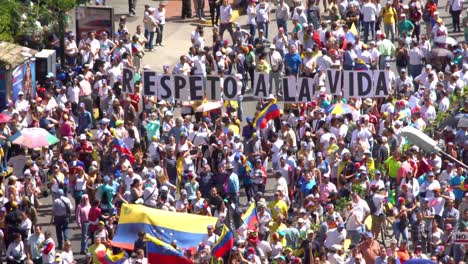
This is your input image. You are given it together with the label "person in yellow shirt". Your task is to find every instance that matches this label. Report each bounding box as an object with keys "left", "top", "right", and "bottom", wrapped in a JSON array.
[
  {"left": 268, "top": 190, "right": 289, "bottom": 220},
  {"left": 86, "top": 237, "right": 107, "bottom": 264},
  {"left": 384, "top": 151, "right": 401, "bottom": 188},
  {"left": 268, "top": 214, "right": 287, "bottom": 243},
  {"left": 381, "top": 1, "right": 398, "bottom": 42}
]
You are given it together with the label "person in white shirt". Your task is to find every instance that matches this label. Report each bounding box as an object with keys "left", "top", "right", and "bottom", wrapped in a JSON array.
[
  {"left": 420, "top": 98, "right": 436, "bottom": 122},
  {"left": 438, "top": 90, "right": 450, "bottom": 112},
  {"left": 273, "top": 27, "right": 288, "bottom": 56},
  {"left": 202, "top": 224, "right": 220, "bottom": 247},
  {"left": 15, "top": 92, "right": 29, "bottom": 112},
  {"left": 327, "top": 244, "right": 344, "bottom": 264},
  {"left": 219, "top": 0, "right": 234, "bottom": 43},
  {"left": 246, "top": 1, "right": 257, "bottom": 44},
  {"left": 361, "top": 0, "right": 378, "bottom": 42},
  {"left": 408, "top": 41, "right": 424, "bottom": 79},
  {"left": 420, "top": 171, "right": 440, "bottom": 198},
  {"left": 276, "top": 0, "right": 290, "bottom": 34},
  {"left": 256, "top": 0, "right": 270, "bottom": 38},
  {"left": 155, "top": 2, "right": 166, "bottom": 46},
  {"left": 445, "top": 0, "right": 463, "bottom": 32},
  {"left": 172, "top": 55, "right": 191, "bottom": 75},
  {"left": 324, "top": 223, "right": 347, "bottom": 250},
  {"left": 270, "top": 45, "right": 283, "bottom": 95}
]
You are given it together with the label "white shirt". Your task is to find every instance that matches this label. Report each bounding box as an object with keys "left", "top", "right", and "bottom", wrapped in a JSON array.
[
  {"left": 247, "top": 5, "right": 256, "bottom": 24},
  {"left": 154, "top": 8, "right": 166, "bottom": 24},
  {"left": 362, "top": 2, "right": 377, "bottom": 22},
  {"left": 438, "top": 97, "right": 450, "bottom": 112},
  {"left": 409, "top": 47, "right": 424, "bottom": 65},
  {"left": 448, "top": 0, "right": 463, "bottom": 11},
  {"left": 220, "top": 4, "right": 232, "bottom": 24},
  {"left": 202, "top": 233, "right": 220, "bottom": 247},
  {"left": 256, "top": 2, "right": 270, "bottom": 22}
]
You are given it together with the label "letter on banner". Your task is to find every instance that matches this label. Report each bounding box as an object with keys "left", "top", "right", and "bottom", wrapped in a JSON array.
[
  {"left": 158, "top": 74, "right": 173, "bottom": 100},
  {"left": 297, "top": 77, "right": 314, "bottom": 102},
  {"left": 325, "top": 70, "right": 342, "bottom": 95},
  {"left": 254, "top": 72, "right": 269, "bottom": 98},
  {"left": 357, "top": 71, "right": 373, "bottom": 98},
  {"left": 174, "top": 75, "right": 189, "bottom": 100},
  {"left": 342, "top": 71, "right": 354, "bottom": 98},
  {"left": 223, "top": 75, "right": 238, "bottom": 100},
  {"left": 206, "top": 76, "right": 221, "bottom": 100},
  {"left": 142, "top": 71, "right": 157, "bottom": 96},
  {"left": 373, "top": 71, "right": 390, "bottom": 98},
  {"left": 122, "top": 67, "right": 135, "bottom": 94},
  {"left": 189, "top": 75, "right": 204, "bottom": 101},
  {"left": 282, "top": 76, "right": 297, "bottom": 102}
]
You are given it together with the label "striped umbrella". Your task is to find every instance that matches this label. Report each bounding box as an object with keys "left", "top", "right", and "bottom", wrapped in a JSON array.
[
  {"left": 325, "top": 103, "right": 357, "bottom": 115},
  {"left": 9, "top": 127, "right": 59, "bottom": 149}
]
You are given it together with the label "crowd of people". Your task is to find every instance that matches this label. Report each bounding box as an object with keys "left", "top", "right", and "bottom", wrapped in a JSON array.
[{"left": 0, "top": 0, "right": 467, "bottom": 263}]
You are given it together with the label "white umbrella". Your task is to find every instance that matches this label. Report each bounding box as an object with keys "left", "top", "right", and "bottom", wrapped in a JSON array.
[
  {"left": 195, "top": 101, "right": 223, "bottom": 112},
  {"left": 434, "top": 36, "right": 457, "bottom": 46},
  {"left": 401, "top": 126, "right": 468, "bottom": 169},
  {"left": 401, "top": 126, "right": 438, "bottom": 153}
]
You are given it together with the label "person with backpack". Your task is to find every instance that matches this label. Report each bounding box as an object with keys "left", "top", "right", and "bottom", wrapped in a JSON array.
[{"left": 369, "top": 185, "right": 388, "bottom": 239}]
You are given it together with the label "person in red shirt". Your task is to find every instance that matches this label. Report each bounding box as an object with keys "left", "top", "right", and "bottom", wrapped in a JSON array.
[
  {"left": 416, "top": 152, "right": 432, "bottom": 177},
  {"left": 88, "top": 200, "right": 102, "bottom": 244},
  {"left": 74, "top": 134, "right": 94, "bottom": 167}
]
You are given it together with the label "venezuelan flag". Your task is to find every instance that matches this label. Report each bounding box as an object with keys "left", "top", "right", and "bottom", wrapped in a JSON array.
[
  {"left": 112, "top": 204, "right": 218, "bottom": 251},
  {"left": 146, "top": 234, "right": 193, "bottom": 264},
  {"left": 254, "top": 98, "right": 281, "bottom": 129},
  {"left": 112, "top": 138, "right": 135, "bottom": 163},
  {"left": 242, "top": 202, "right": 258, "bottom": 230},
  {"left": 101, "top": 250, "right": 127, "bottom": 264},
  {"left": 211, "top": 225, "right": 234, "bottom": 258}
]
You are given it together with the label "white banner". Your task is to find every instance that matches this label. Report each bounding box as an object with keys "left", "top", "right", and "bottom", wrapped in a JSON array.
[{"left": 138, "top": 68, "right": 390, "bottom": 102}]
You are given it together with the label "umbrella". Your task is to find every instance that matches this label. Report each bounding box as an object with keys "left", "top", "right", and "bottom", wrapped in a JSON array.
[
  {"left": 434, "top": 36, "right": 457, "bottom": 46},
  {"left": 195, "top": 101, "right": 223, "bottom": 112},
  {"left": 401, "top": 126, "right": 468, "bottom": 169},
  {"left": 9, "top": 127, "right": 59, "bottom": 148},
  {"left": 0, "top": 113, "right": 11, "bottom": 123},
  {"left": 325, "top": 103, "right": 356, "bottom": 115}
]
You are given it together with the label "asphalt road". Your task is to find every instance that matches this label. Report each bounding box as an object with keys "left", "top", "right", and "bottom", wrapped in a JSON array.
[{"left": 33, "top": 0, "right": 466, "bottom": 261}]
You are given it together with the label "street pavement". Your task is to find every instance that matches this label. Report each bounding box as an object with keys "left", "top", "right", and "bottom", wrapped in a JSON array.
[{"left": 33, "top": 0, "right": 466, "bottom": 261}]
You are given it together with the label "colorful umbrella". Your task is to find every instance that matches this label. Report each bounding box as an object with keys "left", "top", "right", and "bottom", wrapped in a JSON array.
[
  {"left": 0, "top": 113, "right": 12, "bottom": 123},
  {"left": 9, "top": 127, "right": 59, "bottom": 148},
  {"left": 325, "top": 103, "right": 357, "bottom": 115}
]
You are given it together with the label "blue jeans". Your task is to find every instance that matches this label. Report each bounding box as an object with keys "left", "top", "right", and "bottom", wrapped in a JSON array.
[
  {"left": 148, "top": 31, "right": 155, "bottom": 50},
  {"left": 276, "top": 19, "right": 288, "bottom": 34},
  {"left": 393, "top": 222, "right": 408, "bottom": 243},
  {"left": 80, "top": 222, "right": 89, "bottom": 253},
  {"left": 54, "top": 215, "right": 70, "bottom": 248},
  {"left": 258, "top": 21, "right": 268, "bottom": 38},
  {"left": 347, "top": 229, "right": 362, "bottom": 245},
  {"left": 363, "top": 21, "right": 375, "bottom": 43},
  {"left": 248, "top": 24, "right": 256, "bottom": 44}
]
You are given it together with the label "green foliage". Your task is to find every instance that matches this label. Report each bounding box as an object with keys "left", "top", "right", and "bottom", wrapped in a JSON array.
[
  {"left": 0, "top": 0, "right": 79, "bottom": 48},
  {"left": 335, "top": 196, "right": 350, "bottom": 213},
  {"left": 352, "top": 184, "right": 367, "bottom": 198}
]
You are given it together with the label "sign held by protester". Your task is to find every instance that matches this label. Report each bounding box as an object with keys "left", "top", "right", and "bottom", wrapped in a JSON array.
[
  {"left": 329, "top": 70, "right": 390, "bottom": 98},
  {"left": 122, "top": 67, "right": 135, "bottom": 94},
  {"left": 454, "top": 232, "right": 468, "bottom": 244},
  {"left": 142, "top": 71, "right": 242, "bottom": 101}
]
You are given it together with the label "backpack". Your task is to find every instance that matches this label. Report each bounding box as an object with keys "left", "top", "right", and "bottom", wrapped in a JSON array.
[{"left": 366, "top": 194, "right": 377, "bottom": 214}]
